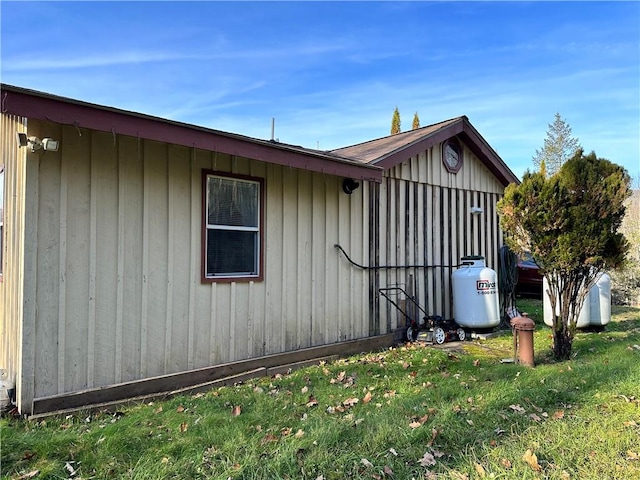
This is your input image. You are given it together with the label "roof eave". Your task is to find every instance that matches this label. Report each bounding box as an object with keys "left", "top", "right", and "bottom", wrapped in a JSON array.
[
  {"left": 460, "top": 120, "right": 520, "bottom": 186},
  {"left": 0, "top": 84, "right": 383, "bottom": 183},
  {"left": 372, "top": 118, "right": 466, "bottom": 169},
  {"left": 373, "top": 117, "right": 519, "bottom": 187}
]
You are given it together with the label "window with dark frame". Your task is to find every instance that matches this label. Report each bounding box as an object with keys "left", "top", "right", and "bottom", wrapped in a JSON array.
[{"left": 203, "top": 171, "right": 263, "bottom": 281}]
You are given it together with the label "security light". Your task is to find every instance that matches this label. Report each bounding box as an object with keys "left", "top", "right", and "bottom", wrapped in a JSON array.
[
  {"left": 42, "top": 138, "right": 59, "bottom": 152},
  {"left": 15, "top": 133, "right": 59, "bottom": 153},
  {"left": 342, "top": 178, "right": 360, "bottom": 195},
  {"left": 16, "top": 132, "right": 28, "bottom": 147}
]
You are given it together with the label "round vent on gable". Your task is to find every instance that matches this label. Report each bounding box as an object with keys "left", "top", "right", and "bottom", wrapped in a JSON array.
[{"left": 442, "top": 138, "right": 463, "bottom": 173}]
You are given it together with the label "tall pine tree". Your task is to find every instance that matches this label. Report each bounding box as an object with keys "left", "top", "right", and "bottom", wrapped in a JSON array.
[
  {"left": 412, "top": 112, "right": 420, "bottom": 130},
  {"left": 532, "top": 113, "right": 581, "bottom": 176},
  {"left": 391, "top": 107, "right": 401, "bottom": 135}
]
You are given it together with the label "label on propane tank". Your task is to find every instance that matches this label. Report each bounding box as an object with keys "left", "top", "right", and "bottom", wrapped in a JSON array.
[{"left": 476, "top": 279, "right": 497, "bottom": 295}]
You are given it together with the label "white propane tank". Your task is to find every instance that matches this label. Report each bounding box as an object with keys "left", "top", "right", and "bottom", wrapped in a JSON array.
[
  {"left": 543, "top": 272, "right": 611, "bottom": 328},
  {"left": 452, "top": 256, "right": 500, "bottom": 328},
  {"left": 0, "top": 369, "right": 15, "bottom": 413}
]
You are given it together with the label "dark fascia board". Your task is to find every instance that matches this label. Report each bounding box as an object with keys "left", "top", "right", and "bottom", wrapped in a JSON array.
[
  {"left": 459, "top": 119, "right": 520, "bottom": 186},
  {"left": 1, "top": 84, "right": 383, "bottom": 183},
  {"left": 372, "top": 116, "right": 519, "bottom": 187}
]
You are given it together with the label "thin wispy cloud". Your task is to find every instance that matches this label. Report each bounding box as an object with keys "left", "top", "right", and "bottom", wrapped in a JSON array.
[
  {"left": 1, "top": 1, "right": 638, "bottom": 179},
  {"left": 3, "top": 51, "right": 194, "bottom": 71}
]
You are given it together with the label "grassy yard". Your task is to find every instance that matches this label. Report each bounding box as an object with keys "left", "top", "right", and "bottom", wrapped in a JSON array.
[{"left": 2, "top": 301, "right": 639, "bottom": 480}]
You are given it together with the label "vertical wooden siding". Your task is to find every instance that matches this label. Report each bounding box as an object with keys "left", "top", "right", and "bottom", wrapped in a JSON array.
[
  {"left": 0, "top": 114, "right": 28, "bottom": 409},
  {"left": 19, "top": 120, "right": 369, "bottom": 411},
  {"left": 373, "top": 145, "right": 505, "bottom": 332}
]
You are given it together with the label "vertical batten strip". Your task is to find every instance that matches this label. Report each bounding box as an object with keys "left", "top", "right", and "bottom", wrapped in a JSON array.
[
  {"left": 57, "top": 152, "right": 68, "bottom": 393},
  {"left": 296, "top": 173, "right": 303, "bottom": 348},
  {"left": 280, "top": 169, "right": 287, "bottom": 352},
  {"left": 247, "top": 281, "right": 254, "bottom": 357},
  {"left": 322, "top": 174, "right": 328, "bottom": 342},
  {"left": 229, "top": 282, "right": 236, "bottom": 360},
  {"left": 443, "top": 187, "right": 451, "bottom": 319},
  {"left": 209, "top": 283, "right": 217, "bottom": 364},
  {"left": 449, "top": 187, "right": 458, "bottom": 319},
  {"left": 350, "top": 190, "right": 358, "bottom": 339},
  {"left": 413, "top": 182, "right": 420, "bottom": 316},
  {"left": 336, "top": 183, "right": 345, "bottom": 341},
  {"left": 422, "top": 183, "right": 430, "bottom": 315},
  {"left": 21, "top": 118, "right": 38, "bottom": 412},
  {"left": 140, "top": 141, "right": 150, "bottom": 377},
  {"left": 87, "top": 135, "right": 97, "bottom": 388},
  {"left": 367, "top": 182, "right": 375, "bottom": 335},
  {"left": 187, "top": 148, "right": 196, "bottom": 370},
  {"left": 433, "top": 186, "right": 442, "bottom": 318},
  {"left": 480, "top": 192, "right": 487, "bottom": 260},
  {"left": 388, "top": 176, "right": 394, "bottom": 331},
  {"left": 115, "top": 137, "right": 125, "bottom": 383},
  {"left": 463, "top": 190, "right": 469, "bottom": 257},
  {"left": 310, "top": 176, "right": 316, "bottom": 345},
  {"left": 164, "top": 149, "right": 174, "bottom": 373},
  {"left": 362, "top": 180, "right": 369, "bottom": 337}
]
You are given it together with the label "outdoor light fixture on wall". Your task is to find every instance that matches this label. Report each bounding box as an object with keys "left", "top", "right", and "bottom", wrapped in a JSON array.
[
  {"left": 16, "top": 132, "right": 59, "bottom": 153},
  {"left": 470, "top": 206, "right": 484, "bottom": 215},
  {"left": 342, "top": 178, "right": 360, "bottom": 195}
]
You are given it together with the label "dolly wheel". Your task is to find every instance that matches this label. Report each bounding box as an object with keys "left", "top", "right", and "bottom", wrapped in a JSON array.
[
  {"left": 433, "top": 327, "right": 446, "bottom": 345},
  {"left": 457, "top": 328, "right": 466, "bottom": 342},
  {"left": 406, "top": 326, "right": 415, "bottom": 342}
]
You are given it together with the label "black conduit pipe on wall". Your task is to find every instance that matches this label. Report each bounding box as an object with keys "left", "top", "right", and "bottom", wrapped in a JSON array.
[{"left": 334, "top": 244, "right": 461, "bottom": 270}]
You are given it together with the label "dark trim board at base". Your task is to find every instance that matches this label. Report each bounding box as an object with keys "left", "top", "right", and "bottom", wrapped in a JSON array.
[{"left": 31, "top": 334, "right": 396, "bottom": 417}]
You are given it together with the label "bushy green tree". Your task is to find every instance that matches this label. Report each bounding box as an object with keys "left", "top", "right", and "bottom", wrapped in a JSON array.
[
  {"left": 498, "top": 150, "right": 630, "bottom": 359},
  {"left": 412, "top": 112, "right": 420, "bottom": 130},
  {"left": 391, "top": 107, "right": 401, "bottom": 135},
  {"left": 533, "top": 113, "right": 582, "bottom": 176}
]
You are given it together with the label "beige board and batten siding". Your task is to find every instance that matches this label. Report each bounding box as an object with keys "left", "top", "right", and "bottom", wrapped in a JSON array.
[
  {"left": 0, "top": 114, "right": 28, "bottom": 402},
  {"left": 16, "top": 119, "right": 369, "bottom": 413},
  {"left": 373, "top": 143, "right": 505, "bottom": 332}
]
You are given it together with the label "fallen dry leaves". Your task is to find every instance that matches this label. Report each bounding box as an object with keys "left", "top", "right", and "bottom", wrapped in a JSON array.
[
  {"left": 260, "top": 433, "right": 278, "bottom": 445},
  {"left": 419, "top": 451, "right": 437, "bottom": 467},
  {"left": 15, "top": 472, "right": 39, "bottom": 480},
  {"left": 474, "top": 463, "right": 486, "bottom": 477},
  {"left": 409, "top": 413, "right": 430, "bottom": 429},
  {"left": 343, "top": 397, "right": 359, "bottom": 407},
  {"left": 418, "top": 447, "right": 445, "bottom": 471},
  {"left": 360, "top": 458, "right": 374, "bottom": 468},
  {"left": 522, "top": 449, "right": 542, "bottom": 471}
]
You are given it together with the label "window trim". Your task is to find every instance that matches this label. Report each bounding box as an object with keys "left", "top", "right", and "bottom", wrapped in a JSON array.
[{"left": 201, "top": 169, "right": 264, "bottom": 283}]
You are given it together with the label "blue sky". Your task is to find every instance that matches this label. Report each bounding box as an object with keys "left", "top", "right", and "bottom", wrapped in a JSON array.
[{"left": 1, "top": 1, "right": 638, "bottom": 180}]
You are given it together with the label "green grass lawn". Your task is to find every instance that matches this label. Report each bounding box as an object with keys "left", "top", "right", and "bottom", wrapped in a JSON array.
[{"left": 2, "top": 302, "right": 639, "bottom": 480}]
